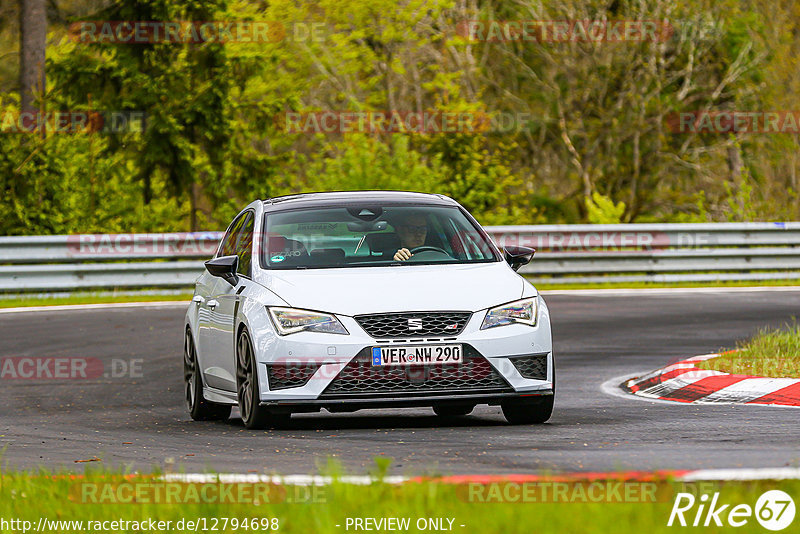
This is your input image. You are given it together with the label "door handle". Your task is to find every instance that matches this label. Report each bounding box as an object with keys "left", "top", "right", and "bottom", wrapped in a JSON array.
[
  {"left": 207, "top": 299, "right": 218, "bottom": 310},
  {"left": 192, "top": 295, "right": 205, "bottom": 305}
]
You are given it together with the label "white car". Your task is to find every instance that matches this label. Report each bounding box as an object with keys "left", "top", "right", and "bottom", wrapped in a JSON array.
[{"left": 184, "top": 191, "right": 554, "bottom": 428}]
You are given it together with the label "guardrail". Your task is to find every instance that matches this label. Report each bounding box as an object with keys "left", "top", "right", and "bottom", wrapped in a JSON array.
[
  {"left": 1, "top": 223, "right": 799, "bottom": 292},
  {"left": 486, "top": 222, "right": 800, "bottom": 284}
]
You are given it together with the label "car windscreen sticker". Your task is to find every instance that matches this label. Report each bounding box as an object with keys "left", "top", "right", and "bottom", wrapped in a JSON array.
[
  {"left": 270, "top": 255, "right": 285, "bottom": 262},
  {"left": 372, "top": 347, "right": 381, "bottom": 366}
]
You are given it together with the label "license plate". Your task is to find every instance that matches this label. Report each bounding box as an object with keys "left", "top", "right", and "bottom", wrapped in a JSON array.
[{"left": 371, "top": 344, "right": 462, "bottom": 366}]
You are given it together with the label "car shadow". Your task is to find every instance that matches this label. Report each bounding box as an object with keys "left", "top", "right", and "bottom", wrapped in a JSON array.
[{"left": 225, "top": 410, "right": 509, "bottom": 431}]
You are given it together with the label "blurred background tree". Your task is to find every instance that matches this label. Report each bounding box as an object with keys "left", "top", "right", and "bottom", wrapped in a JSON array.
[{"left": 0, "top": 0, "right": 798, "bottom": 234}]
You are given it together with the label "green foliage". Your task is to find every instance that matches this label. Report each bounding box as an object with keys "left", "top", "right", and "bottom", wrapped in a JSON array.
[
  {"left": 280, "top": 135, "right": 441, "bottom": 194},
  {"left": 1, "top": 0, "right": 799, "bottom": 234},
  {"left": 274, "top": 133, "right": 532, "bottom": 225},
  {"left": 658, "top": 191, "right": 711, "bottom": 223},
  {"left": 584, "top": 192, "right": 625, "bottom": 224},
  {"left": 723, "top": 171, "right": 758, "bottom": 223},
  {"left": 0, "top": 100, "right": 190, "bottom": 234},
  {"left": 39, "top": 0, "right": 291, "bottom": 231}
]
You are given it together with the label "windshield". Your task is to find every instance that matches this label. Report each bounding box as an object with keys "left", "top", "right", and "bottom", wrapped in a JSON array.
[{"left": 261, "top": 205, "right": 499, "bottom": 269}]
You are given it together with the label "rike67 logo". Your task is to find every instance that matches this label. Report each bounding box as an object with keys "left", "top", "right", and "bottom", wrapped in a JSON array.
[{"left": 668, "top": 490, "right": 795, "bottom": 530}]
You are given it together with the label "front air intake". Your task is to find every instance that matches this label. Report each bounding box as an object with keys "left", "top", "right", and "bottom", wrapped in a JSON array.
[{"left": 355, "top": 311, "right": 472, "bottom": 339}]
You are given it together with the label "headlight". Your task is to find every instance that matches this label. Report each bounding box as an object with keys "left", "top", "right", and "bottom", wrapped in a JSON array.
[
  {"left": 268, "top": 307, "right": 349, "bottom": 335},
  {"left": 480, "top": 297, "right": 538, "bottom": 330}
]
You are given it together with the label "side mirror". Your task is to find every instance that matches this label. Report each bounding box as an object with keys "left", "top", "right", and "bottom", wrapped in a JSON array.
[
  {"left": 503, "top": 246, "right": 535, "bottom": 272},
  {"left": 205, "top": 255, "right": 240, "bottom": 286}
]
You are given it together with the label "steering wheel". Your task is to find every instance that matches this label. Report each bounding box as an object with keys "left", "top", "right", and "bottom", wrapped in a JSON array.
[{"left": 410, "top": 245, "right": 450, "bottom": 256}]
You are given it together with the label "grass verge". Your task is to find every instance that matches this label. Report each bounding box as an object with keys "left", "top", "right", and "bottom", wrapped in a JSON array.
[
  {"left": 533, "top": 279, "right": 800, "bottom": 291},
  {"left": 1, "top": 469, "right": 798, "bottom": 533},
  {"left": 697, "top": 323, "right": 800, "bottom": 378},
  {"left": 0, "top": 293, "right": 193, "bottom": 309},
  {"left": 2, "top": 278, "right": 799, "bottom": 309}
]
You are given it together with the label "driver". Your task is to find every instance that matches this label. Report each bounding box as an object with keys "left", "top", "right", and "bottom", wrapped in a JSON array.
[{"left": 393, "top": 214, "right": 428, "bottom": 261}]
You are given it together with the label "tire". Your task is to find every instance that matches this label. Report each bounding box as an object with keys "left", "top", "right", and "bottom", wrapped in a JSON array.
[
  {"left": 184, "top": 329, "right": 231, "bottom": 421},
  {"left": 502, "top": 358, "right": 556, "bottom": 424},
  {"left": 501, "top": 395, "right": 554, "bottom": 424},
  {"left": 433, "top": 404, "right": 474, "bottom": 417},
  {"left": 236, "top": 327, "right": 290, "bottom": 430}
]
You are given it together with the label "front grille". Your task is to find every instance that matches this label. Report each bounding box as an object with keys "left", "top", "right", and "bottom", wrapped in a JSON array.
[
  {"left": 510, "top": 355, "right": 548, "bottom": 380},
  {"left": 355, "top": 311, "right": 472, "bottom": 339},
  {"left": 319, "top": 345, "right": 512, "bottom": 398},
  {"left": 266, "top": 363, "right": 321, "bottom": 390}
]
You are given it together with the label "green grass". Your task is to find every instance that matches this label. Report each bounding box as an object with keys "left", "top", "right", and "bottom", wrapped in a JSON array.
[
  {"left": 697, "top": 323, "right": 800, "bottom": 378},
  {"left": 1, "top": 469, "right": 798, "bottom": 533},
  {"left": 0, "top": 292, "right": 193, "bottom": 309},
  {"left": 532, "top": 278, "right": 800, "bottom": 291},
  {"left": 0, "top": 279, "right": 798, "bottom": 309}
]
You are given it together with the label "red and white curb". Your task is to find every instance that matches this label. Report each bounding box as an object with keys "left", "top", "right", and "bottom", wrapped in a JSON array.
[
  {"left": 623, "top": 353, "right": 800, "bottom": 406},
  {"left": 161, "top": 467, "right": 800, "bottom": 485}
]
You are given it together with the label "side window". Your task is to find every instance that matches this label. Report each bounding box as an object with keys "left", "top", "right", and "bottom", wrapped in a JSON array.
[
  {"left": 235, "top": 212, "right": 255, "bottom": 276},
  {"left": 218, "top": 214, "right": 246, "bottom": 258}
]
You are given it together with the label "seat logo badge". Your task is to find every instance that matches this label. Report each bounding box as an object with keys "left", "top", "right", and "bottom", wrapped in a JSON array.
[{"left": 408, "top": 318, "right": 423, "bottom": 331}]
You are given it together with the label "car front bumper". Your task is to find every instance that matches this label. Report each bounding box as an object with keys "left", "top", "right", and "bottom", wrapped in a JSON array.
[{"left": 251, "top": 297, "right": 554, "bottom": 406}]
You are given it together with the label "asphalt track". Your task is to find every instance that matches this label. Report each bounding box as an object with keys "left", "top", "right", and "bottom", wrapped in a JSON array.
[{"left": 1, "top": 289, "right": 799, "bottom": 475}]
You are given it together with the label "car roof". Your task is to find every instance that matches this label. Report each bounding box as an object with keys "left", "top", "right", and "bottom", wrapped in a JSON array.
[{"left": 262, "top": 191, "right": 457, "bottom": 210}]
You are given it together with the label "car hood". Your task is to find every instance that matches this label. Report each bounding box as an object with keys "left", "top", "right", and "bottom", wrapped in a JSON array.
[{"left": 259, "top": 262, "right": 526, "bottom": 316}]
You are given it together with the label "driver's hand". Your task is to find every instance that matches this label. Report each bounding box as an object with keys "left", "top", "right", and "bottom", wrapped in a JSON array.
[{"left": 393, "top": 248, "right": 412, "bottom": 261}]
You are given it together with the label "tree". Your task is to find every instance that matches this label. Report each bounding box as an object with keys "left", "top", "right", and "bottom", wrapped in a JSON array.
[
  {"left": 47, "top": 0, "right": 288, "bottom": 230},
  {"left": 18, "top": 0, "right": 45, "bottom": 113}
]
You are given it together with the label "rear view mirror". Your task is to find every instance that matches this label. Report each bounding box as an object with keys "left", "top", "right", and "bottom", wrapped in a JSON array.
[
  {"left": 503, "top": 246, "right": 535, "bottom": 272},
  {"left": 205, "top": 255, "right": 239, "bottom": 286},
  {"left": 347, "top": 221, "right": 388, "bottom": 232}
]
